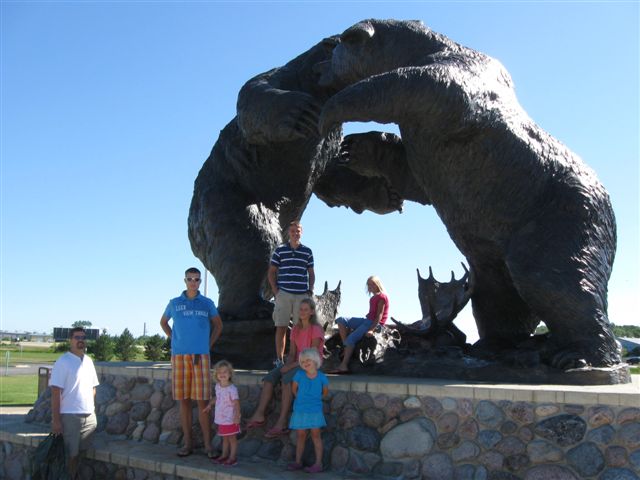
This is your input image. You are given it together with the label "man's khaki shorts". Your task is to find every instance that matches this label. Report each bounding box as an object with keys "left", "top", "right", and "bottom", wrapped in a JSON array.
[
  {"left": 272, "top": 290, "right": 308, "bottom": 327},
  {"left": 61, "top": 412, "right": 97, "bottom": 457}
]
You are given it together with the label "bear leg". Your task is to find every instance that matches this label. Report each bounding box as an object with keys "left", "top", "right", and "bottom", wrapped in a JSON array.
[{"left": 505, "top": 214, "right": 618, "bottom": 368}]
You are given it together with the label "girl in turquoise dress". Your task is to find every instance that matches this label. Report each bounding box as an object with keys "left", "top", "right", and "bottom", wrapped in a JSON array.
[{"left": 287, "top": 348, "right": 329, "bottom": 473}]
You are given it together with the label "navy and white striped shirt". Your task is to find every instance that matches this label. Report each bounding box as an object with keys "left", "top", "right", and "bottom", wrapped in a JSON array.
[{"left": 271, "top": 243, "right": 314, "bottom": 294}]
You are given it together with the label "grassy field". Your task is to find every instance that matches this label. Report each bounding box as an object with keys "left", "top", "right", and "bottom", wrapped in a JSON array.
[
  {"left": 0, "top": 344, "right": 148, "bottom": 365},
  {"left": 0, "top": 374, "right": 39, "bottom": 405},
  {"left": 0, "top": 345, "right": 59, "bottom": 365}
]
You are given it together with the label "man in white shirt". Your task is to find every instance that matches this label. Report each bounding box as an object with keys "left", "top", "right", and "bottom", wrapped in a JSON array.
[{"left": 50, "top": 327, "right": 99, "bottom": 479}]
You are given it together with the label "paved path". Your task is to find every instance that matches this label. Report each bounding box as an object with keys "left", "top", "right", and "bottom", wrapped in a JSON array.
[{"left": 0, "top": 363, "right": 52, "bottom": 376}]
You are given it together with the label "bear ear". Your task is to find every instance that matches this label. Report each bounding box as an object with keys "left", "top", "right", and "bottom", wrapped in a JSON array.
[
  {"left": 321, "top": 35, "right": 339, "bottom": 52},
  {"left": 341, "top": 21, "right": 375, "bottom": 45}
]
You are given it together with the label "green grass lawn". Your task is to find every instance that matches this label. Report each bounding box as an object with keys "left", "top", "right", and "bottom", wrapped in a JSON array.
[
  {"left": 0, "top": 374, "right": 39, "bottom": 406},
  {"left": 0, "top": 346, "right": 59, "bottom": 365},
  {"left": 0, "top": 345, "right": 148, "bottom": 364}
]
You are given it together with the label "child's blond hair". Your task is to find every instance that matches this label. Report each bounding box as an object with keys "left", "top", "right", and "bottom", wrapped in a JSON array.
[
  {"left": 212, "top": 359, "right": 235, "bottom": 383},
  {"left": 298, "top": 348, "right": 322, "bottom": 369},
  {"left": 366, "top": 275, "right": 385, "bottom": 295}
]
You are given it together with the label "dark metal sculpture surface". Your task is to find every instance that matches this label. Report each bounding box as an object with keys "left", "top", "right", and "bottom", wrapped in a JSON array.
[{"left": 190, "top": 19, "right": 622, "bottom": 380}]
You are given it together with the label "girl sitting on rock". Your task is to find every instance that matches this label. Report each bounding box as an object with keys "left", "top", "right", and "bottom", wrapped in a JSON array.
[{"left": 330, "top": 275, "right": 389, "bottom": 374}]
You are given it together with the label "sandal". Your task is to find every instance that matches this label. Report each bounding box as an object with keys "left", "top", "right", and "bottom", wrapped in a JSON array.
[
  {"left": 328, "top": 369, "right": 351, "bottom": 375},
  {"left": 222, "top": 458, "right": 238, "bottom": 467},
  {"left": 264, "top": 427, "right": 290, "bottom": 439},
  {"left": 246, "top": 419, "right": 266, "bottom": 429},
  {"left": 177, "top": 446, "right": 193, "bottom": 457},
  {"left": 287, "top": 462, "right": 303, "bottom": 471},
  {"left": 206, "top": 450, "right": 219, "bottom": 459},
  {"left": 212, "top": 456, "right": 228, "bottom": 464},
  {"left": 304, "top": 464, "right": 323, "bottom": 473}
]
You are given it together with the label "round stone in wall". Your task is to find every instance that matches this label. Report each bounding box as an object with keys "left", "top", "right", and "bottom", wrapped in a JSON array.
[
  {"left": 421, "top": 452, "right": 454, "bottom": 480},
  {"left": 524, "top": 464, "right": 580, "bottom": 480},
  {"left": 476, "top": 400, "right": 505, "bottom": 428},
  {"left": 380, "top": 418, "right": 435, "bottom": 460},
  {"left": 534, "top": 414, "right": 586, "bottom": 447}
]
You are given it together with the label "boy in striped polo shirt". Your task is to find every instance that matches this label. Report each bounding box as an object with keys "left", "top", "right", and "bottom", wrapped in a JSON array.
[{"left": 269, "top": 221, "right": 315, "bottom": 366}]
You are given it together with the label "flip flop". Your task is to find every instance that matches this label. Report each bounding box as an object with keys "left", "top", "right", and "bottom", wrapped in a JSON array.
[
  {"left": 177, "top": 446, "right": 193, "bottom": 457},
  {"left": 246, "top": 419, "right": 266, "bottom": 429},
  {"left": 287, "top": 462, "right": 303, "bottom": 471},
  {"left": 264, "top": 427, "right": 290, "bottom": 439}
]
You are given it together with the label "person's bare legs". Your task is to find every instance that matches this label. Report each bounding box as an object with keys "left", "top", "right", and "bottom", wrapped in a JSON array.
[
  {"left": 179, "top": 399, "right": 193, "bottom": 451},
  {"left": 197, "top": 399, "right": 212, "bottom": 453},
  {"left": 338, "top": 323, "right": 348, "bottom": 342},
  {"left": 220, "top": 436, "right": 229, "bottom": 459},
  {"left": 295, "top": 430, "right": 307, "bottom": 465},
  {"left": 337, "top": 323, "right": 353, "bottom": 371},
  {"left": 228, "top": 435, "right": 238, "bottom": 461},
  {"left": 275, "top": 326, "right": 287, "bottom": 362},
  {"left": 68, "top": 456, "right": 79, "bottom": 479},
  {"left": 247, "top": 381, "right": 274, "bottom": 423},
  {"left": 272, "top": 382, "right": 293, "bottom": 430},
  {"left": 310, "top": 428, "right": 323, "bottom": 468},
  {"left": 337, "top": 345, "right": 355, "bottom": 372}
]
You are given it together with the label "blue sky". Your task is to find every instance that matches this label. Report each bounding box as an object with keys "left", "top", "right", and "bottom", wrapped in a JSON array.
[{"left": 1, "top": 2, "right": 638, "bottom": 343}]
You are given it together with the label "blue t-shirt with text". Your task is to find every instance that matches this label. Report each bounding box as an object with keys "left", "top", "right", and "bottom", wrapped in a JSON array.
[{"left": 164, "top": 291, "right": 219, "bottom": 355}]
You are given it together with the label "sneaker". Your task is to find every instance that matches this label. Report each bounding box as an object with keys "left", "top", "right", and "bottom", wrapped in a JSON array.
[{"left": 273, "top": 358, "right": 284, "bottom": 368}]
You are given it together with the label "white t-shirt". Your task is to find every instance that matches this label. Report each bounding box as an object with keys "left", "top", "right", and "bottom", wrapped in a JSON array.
[{"left": 50, "top": 352, "right": 100, "bottom": 414}]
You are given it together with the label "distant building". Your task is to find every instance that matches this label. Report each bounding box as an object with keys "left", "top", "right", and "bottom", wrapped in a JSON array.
[
  {"left": 27, "top": 333, "right": 54, "bottom": 342},
  {"left": 0, "top": 331, "right": 53, "bottom": 342},
  {"left": 618, "top": 337, "right": 640, "bottom": 354},
  {"left": 0, "top": 331, "right": 28, "bottom": 341}
]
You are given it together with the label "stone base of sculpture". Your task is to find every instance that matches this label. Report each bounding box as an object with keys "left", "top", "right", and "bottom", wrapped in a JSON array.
[{"left": 213, "top": 317, "right": 631, "bottom": 386}]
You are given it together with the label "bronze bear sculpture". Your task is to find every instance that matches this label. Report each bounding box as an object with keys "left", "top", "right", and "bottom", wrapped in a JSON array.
[{"left": 318, "top": 19, "right": 618, "bottom": 369}]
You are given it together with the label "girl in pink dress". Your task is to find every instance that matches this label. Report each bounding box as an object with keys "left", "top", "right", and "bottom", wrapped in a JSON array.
[{"left": 203, "top": 360, "right": 240, "bottom": 467}]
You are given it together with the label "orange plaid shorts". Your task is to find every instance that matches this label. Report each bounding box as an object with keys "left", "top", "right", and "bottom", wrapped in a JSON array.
[{"left": 171, "top": 354, "right": 211, "bottom": 401}]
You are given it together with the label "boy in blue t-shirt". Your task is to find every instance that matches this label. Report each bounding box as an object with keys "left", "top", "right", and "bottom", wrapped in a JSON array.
[{"left": 160, "top": 267, "right": 223, "bottom": 458}]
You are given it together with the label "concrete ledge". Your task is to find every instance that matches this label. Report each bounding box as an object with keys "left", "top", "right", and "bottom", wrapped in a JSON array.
[{"left": 96, "top": 363, "right": 640, "bottom": 407}]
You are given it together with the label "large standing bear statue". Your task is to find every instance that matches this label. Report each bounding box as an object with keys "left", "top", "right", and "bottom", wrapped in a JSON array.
[
  {"left": 189, "top": 36, "right": 409, "bottom": 320},
  {"left": 318, "top": 19, "right": 619, "bottom": 369}
]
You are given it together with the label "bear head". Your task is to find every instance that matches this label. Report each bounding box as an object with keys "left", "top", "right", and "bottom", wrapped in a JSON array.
[{"left": 318, "top": 19, "right": 452, "bottom": 90}]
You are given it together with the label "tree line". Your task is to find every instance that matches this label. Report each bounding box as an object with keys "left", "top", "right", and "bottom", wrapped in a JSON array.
[{"left": 53, "top": 328, "right": 170, "bottom": 362}]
